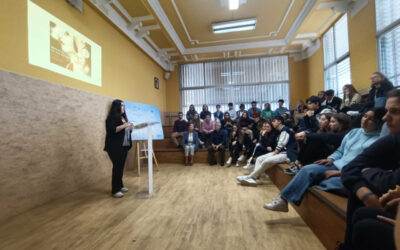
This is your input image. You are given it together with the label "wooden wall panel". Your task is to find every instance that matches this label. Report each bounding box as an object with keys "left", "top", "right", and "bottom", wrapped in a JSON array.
[{"left": 0, "top": 69, "right": 135, "bottom": 222}]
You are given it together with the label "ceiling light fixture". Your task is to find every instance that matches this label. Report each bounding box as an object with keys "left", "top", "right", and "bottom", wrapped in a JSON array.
[
  {"left": 212, "top": 18, "right": 257, "bottom": 34},
  {"left": 229, "top": 0, "right": 239, "bottom": 10}
]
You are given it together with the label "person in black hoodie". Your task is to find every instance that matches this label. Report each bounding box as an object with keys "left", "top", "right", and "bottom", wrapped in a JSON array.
[
  {"left": 339, "top": 89, "right": 400, "bottom": 250},
  {"left": 199, "top": 104, "right": 211, "bottom": 120},
  {"left": 104, "top": 100, "right": 134, "bottom": 198},
  {"left": 186, "top": 104, "right": 197, "bottom": 122},
  {"left": 243, "top": 121, "right": 279, "bottom": 169},
  {"left": 321, "top": 89, "right": 342, "bottom": 112},
  {"left": 362, "top": 72, "right": 394, "bottom": 111}
]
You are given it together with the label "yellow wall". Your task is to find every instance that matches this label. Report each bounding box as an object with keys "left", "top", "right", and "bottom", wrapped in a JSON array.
[
  {"left": 289, "top": 57, "right": 309, "bottom": 106},
  {"left": 166, "top": 68, "right": 180, "bottom": 112},
  {"left": 0, "top": 0, "right": 167, "bottom": 110},
  {"left": 306, "top": 1, "right": 378, "bottom": 97},
  {"left": 348, "top": 0, "right": 378, "bottom": 90}
]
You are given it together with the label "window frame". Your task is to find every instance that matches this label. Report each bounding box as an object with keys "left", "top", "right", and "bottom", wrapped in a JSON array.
[{"left": 322, "top": 13, "right": 351, "bottom": 96}]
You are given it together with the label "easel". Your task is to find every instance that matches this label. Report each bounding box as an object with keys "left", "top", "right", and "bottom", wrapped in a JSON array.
[{"left": 136, "top": 141, "right": 159, "bottom": 176}]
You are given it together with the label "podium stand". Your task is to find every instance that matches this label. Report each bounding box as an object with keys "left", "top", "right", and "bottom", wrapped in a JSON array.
[{"left": 133, "top": 122, "right": 159, "bottom": 197}]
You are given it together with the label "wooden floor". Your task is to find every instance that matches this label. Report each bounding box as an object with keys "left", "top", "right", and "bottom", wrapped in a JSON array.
[{"left": 0, "top": 164, "right": 325, "bottom": 250}]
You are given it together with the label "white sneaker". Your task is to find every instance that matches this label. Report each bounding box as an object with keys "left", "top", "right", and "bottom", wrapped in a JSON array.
[
  {"left": 226, "top": 157, "right": 232, "bottom": 166},
  {"left": 112, "top": 191, "right": 124, "bottom": 198},
  {"left": 247, "top": 157, "right": 252, "bottom": 164},
  {"left": 236, "top": 175, "right": 249, "bottom": 182},
  {"left": 120, "top": 187, "right": 128, "bottom": 193},
  {"left": 243, "top": 163, "right": 254, "bottom": 170},
  {"left": 199, "top": 140, "right": 204, "bottom": 145},
  {"left": 237, "top": 155, "right": 245, "bottom": 162},
  {"left": 235, "top": 162, "right": 240, "bottom": 167},
  {"left": 263, "top": 197, "right": 289, "bottom": 212},
  {"left": 239, "top": 177, "right": 257, "bottom": 186}
]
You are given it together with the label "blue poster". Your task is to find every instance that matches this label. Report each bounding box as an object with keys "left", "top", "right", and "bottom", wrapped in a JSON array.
[{"left": 124, "top": 101, "right": 164, "bottom": 140}]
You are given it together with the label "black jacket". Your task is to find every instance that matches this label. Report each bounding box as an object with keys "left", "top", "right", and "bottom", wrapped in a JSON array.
[
  {"left": 104, "top": 115, "right": 132, "bottom": 152},
  {"left": 322, "top": 96, "right": 342, "bottom": 111},
  {"left": 341, "top": 134, "right": 400, "bottom": 195},
  {"left": 363, "top": 80, "right": 394, "bottom": 110}
]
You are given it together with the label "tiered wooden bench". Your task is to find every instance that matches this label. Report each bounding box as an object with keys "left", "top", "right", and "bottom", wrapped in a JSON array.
[
  {"left": 267, "top": 163, "right": 347, "bottom": 250},
  {"left": 156, "top": 125, "right": 348, "bottom": 249}
]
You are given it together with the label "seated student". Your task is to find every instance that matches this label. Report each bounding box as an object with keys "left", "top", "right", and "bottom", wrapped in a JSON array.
[
  {"left": 318, "top": 90, "right": 326, "bottom": 104},
  {"left": 293, "top": 100, "right": 307, "bottom": 125},
  {"left": 186, "top": 104, "right": 197, "bottom": 122},
  {"left": 236, "top": 104, "right": 246, "bottom": 121},
  {"left": 340, "top": 84, "right": 361, "bottom": 113},
  {"left": 362, "top": 72, "right": 394, "bottom": 111},
  {"left": 275, "top": 99, "right": 289, "bottom": 116},
  {"left": 171, "top": 112, "right": 187, "bottom": 148},
  {"left": 339, "top": 89, "right": 400, "bottom": 250},
  {"left": 191, "top": 113, "right": 201, "bottom": 134},
  {"left": 208, "top": 122, "right": 228, "bottom": 166},
  {"left": 182, "top": 123, "right": 199, "bottom": 166},
  {"left": 262, "top": 103, "right": 275, "bottom": 121},
  {"left": 236, "top": 112, "right": 254, "bottom": 163},
  {"left": 227, "top": 102, "right": 236, "bottom": 120},
  {"left": 236, "top": 116, "right": 297, "bottom": 186},
  {"left": 221, "top": 112, "right": 233, "bottom": 136},
  {"left": 200, "top": 114, "right": 214, "bottom": 146},
  {"left": 285, "top": 113, "right": 351, "bottom": 176},
  {"left": 226, "top": 124, "right": 243, "bottom": 167},
  {"left": 297, "top": 96, "right": 323, "bottom": 133},
  {"left": 200, "top": 104, "right": 211, "bottom": 120},
  {"left": 243, "top": 121, "right": 279, "bottom": 169},
  {"left": 321, "top": 89, "right": 342, "bottom": 112},
  {"left": 248, "top": 101, "right": 261, "bottom": 120},
  {"left": 213, "top": 104, "right": 223, "bottom": 122},
  {"left": 282, "top": 112, "right": 294, "bottom": 129},
  {"left": 263, "top": 108, "right": 385, "bottom": 212}
]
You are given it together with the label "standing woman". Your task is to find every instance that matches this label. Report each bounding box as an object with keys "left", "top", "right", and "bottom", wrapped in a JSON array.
[
  {"left": 182, "top": 123, "right": 199, "bottom": 166},
  {"left": 104, "top": 100, "right": 134, "bottom": 198}
]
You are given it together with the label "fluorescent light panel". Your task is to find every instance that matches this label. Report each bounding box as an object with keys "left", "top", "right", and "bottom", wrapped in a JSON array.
[{"left": 212, "top": 18, "right": 257, "bottom": 34}]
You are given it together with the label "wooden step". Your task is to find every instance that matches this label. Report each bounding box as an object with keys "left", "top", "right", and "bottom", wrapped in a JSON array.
[
  {"left": 155, "top": 148, "right": 231, "bottom": 164},
  {"left": 266, "top": 164, "right": 347, "bottom": 250},
  {"left": 154, "top": 139, "right": 176, "bottom": 148}
]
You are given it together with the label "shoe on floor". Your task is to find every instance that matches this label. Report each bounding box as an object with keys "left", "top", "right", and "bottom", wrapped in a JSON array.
[
  {"left": 283, "top": 164, "right": 300, "bottom": 176},
  {"left": 243, "top": 163, "right": 254, "bottom": 170},
  {"left": 120, "top": 187, "right": 128, "bottom": 193},
  {"left": 226, "top": 157, "right": 232, "bottom": 166},
  {"left": 237, "top": 155, "right": 245, "bottom": 162},
  {"left": 112, "top": 191, "right": 124, "bottom": 198},
  {"left": 209, "top": 161, "right": 217, "bottom": 166},
  {"left": 239, "top": 177, "right": 257, "bottom": 186},
  {"left": 235, "top": 162, "right": 240, "bottom": 167},
  {"left": 263, "top": 197, "right": 288, "bottom": 212},
  {"left": 236, "top": 175, "right": 249, "bottom": 182},
  {"left": 220, "top": 162, "right": 224, "bottom": 167}
]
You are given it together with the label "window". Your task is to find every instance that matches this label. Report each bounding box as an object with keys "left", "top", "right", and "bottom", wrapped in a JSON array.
[
  {"left": 323, "top": 14, "right": 351, "bottom": 97},
  {"left": 180, "top": 56, "right": 290, "bottom": 115},
  {"left": 376, "top": 0, "right": 400, "bottom": 86}
]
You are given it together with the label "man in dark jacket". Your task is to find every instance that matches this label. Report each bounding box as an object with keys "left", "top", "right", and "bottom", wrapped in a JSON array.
[
  {"left": 321, "top": 89, "right": 342, "bottom": 112},
  {"left": 363, "top": 72, "right": 394, "bottom": 111},
  {"left": 208, "top": 122, "right": 228, "bottom": 166}
]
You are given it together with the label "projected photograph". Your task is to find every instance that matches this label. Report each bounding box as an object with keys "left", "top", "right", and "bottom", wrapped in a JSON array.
[
  {"left": 28, "top": 0, "right": 101, "bottom": 86},
  {"left": 50, "top": 21, "right": 91, "bottom": 77}
]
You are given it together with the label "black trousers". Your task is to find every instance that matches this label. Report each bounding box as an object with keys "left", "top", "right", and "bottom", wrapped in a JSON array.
[
  {"left": 350, "top": 207, "right": 395, "bottom": 250},
  {"left": 107, "top": 149, "right": 128, "bottom": 194},
  {"left": 201, "top": 132, "right": 211, "bottom": 146},
  {"left": 298, "top": 140, "right": 332, "bottom": 165},
  {"left": 251, "top": 145, "right": 268, "bottom": 163},
  {"left": 229, "top": 143, "right": 242, "bottom": 162},
  {"left": 208, "top": 145, "right": 226, "bottom": 164}
]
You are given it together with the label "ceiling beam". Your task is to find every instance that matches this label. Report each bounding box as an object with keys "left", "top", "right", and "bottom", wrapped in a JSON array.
[{"left": 318, "top": 0, "right": 368, "bottom": 18}]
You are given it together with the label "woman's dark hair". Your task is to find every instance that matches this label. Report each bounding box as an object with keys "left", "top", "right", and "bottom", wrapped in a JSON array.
[
  {"left": 306, "top": 96, "right": 321, "bottom": 105},
  {"left": 264, "top": 103, "right": 271, "bottom": 111},
  {"left": 369, "top": 107, "right": 387, "bottom": 130},
  {"left": 331, "top": 113, "right": 351, "bottom": 132},
  {"left": 224, "top": 112, "right": 231, "bottom": 120},
  {"left": 343, "top": 84, "right": 358, "bottom": 101},
  {"left": 202, "top": 104, "right": 208, "bottom": 111},
  {"left": 108, "top": 99, "right": 128, "bottom": 121},
  {"left": 372, "top": 72, "right": 389, "bottom": 82},
  {"left": 189, "top": 104, "right": 195, "bottom": 111},
  {"left": 272, "top": 115, "right": 284, "bottom": 124}
]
